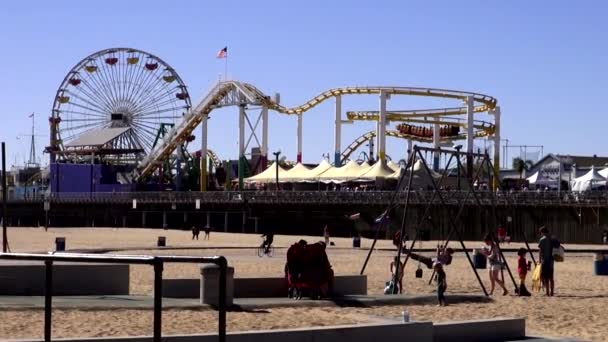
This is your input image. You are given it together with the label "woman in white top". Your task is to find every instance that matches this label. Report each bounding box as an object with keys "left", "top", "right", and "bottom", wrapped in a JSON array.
[{"left": 482, "top": 233, "right": 508, "bottom": 296}]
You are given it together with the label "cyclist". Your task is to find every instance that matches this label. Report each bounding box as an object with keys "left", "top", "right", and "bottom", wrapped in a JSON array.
[{"left": 261, "top": 231, "right": 274, "bottom": 254}]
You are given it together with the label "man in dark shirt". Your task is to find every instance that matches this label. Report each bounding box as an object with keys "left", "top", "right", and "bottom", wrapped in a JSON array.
[{"left": 538, "top": 226, "right": 555, "bottom": 296}]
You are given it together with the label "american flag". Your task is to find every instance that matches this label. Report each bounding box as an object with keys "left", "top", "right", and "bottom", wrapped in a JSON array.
[{"left": 216, "top": 46, "right": 227, "bottom": 59}]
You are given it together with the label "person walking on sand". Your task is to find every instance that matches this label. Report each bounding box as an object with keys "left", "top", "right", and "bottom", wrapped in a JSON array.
[
  {"left": 434, "top": 262, "right": 448, "bottom": 306},
  {"left": 323, "top": 225, "right": 330, "bottom": 245},
  {"left": 204, "top": 225, "right": 211, "bottom": 240},
  {"left": 191, "top": 225, "right": 200, "bottom": 240},
  {"left": 538, "top": 227, "right": 556, "bottom": 296},
  {"left": 482, "top": 233, "right": 508, "bottom": 296}
]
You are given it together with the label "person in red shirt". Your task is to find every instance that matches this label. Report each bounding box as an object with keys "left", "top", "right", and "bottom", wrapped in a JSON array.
[
  {"left": 517, "top": 248, "right": 531, "bottom": 296},
  {"left": 497, "top": 226, "right": 508, "bottom": 243}
]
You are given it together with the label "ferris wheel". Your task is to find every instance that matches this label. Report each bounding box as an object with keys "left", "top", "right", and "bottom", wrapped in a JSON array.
[{"left": 50, "top": 47, "right": 191, "bottom": 163}]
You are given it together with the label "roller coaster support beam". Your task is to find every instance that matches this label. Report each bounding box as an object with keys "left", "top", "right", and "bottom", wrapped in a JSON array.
[
  {"left": 407, "top": 139, "right": 413, "bottom": 162},
  {"left": 378, "top": 90, "right": 387, "bottom": 163},
  {"left": 466, "top": 96, "right": 475, "bottom": 179},
  {"left": 200, "top": 115, "right": 208, "bottom": 191},
  {"left": 433, "top": 122, "right": 440, "bottom": 171},
  {"left": 492, "top": 106, "right": 501, "bottom": 190},
  {"left": 334, "top": 95, "right": 342, "bottom": 166},
  {"left": 297, "top": 114, "right": 303, "bottom": 163},
  {"left": 238, "top": 105, "right": 245, "bottom": 191},
  {"left": 261, "top": 106, "right": 269, "bottom": 169}
]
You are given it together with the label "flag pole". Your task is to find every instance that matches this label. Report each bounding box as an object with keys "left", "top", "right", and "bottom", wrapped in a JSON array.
[{"left": 224, "top": 48, "right": 228, "bottom": 81}]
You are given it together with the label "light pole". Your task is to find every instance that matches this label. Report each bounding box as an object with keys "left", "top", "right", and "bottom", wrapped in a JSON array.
[{"left": 273, "top": 150, "right": 281, "bottom": 190}]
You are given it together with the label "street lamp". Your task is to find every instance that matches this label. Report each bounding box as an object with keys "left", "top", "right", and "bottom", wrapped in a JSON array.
[{"left": 273, "top": 150, "right": 281, "bottom": 190}]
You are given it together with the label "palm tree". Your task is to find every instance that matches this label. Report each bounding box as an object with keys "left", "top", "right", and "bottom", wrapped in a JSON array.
[{"left": 513, "top": 158, "right": 535, "bottom": 182}]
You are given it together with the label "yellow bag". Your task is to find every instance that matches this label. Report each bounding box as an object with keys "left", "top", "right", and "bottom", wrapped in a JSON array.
[{"left": 532, "top": 264, "right": 543, "bottom": 292}]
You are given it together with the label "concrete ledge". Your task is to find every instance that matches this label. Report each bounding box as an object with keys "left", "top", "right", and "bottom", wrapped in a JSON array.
[
  {"left": 433, "top": 317, "right": 525, "bottom": 342},
  {"left": 164, "top": 275, "right": 367, "bottom": 299},
  {"left": 10, "top": 321, "right": 434, "bottom": 342},
  {"left": 0, "top": 262, "right": 129, "bottom": 296}
]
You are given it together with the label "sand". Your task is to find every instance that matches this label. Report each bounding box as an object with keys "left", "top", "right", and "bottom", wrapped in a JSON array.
[{"left": 1, "top": 227, "right": 608, "bottom": 341}]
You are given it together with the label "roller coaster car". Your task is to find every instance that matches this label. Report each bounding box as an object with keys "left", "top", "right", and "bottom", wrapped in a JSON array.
[{"left": 285, "top": 241, "right": 334, "bottom": 300}]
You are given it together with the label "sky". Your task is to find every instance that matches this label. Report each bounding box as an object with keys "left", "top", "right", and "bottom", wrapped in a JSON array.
[{"left": 0, "top": 0, "right": 606, "bottom": 168}]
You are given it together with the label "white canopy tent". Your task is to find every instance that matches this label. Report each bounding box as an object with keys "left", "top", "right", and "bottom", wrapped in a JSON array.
[
  {"left": 244, "top": 162, "right": 289, "bottom": 183},
  {"left": 571, "top": 167, "right": 606, "bottom": 192},
  {"left": 318, "top": 160, "right": 371, "bottom": 183},
  {"left": 599, "top": 167, "right": 608, "bottom": 179},
  {"left": 386, "top": 160, "right": 401, "bottom": 172},
  {"left": 357, "top": 160, "right": 395, "bottom": 181},
  {"left": 526, "top": 171, "right": 558, "bottom": 187}
]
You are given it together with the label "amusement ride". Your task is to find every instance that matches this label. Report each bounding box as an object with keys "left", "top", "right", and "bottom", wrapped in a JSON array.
[{"left": 45, "top": 47, "right": 502, "bottom": 192}]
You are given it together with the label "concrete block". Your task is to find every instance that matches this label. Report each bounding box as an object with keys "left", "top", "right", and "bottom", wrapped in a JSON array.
[
  {"left": 332, "top": 275, "right": 367, "bottom": 295},
  {"left": 162, "top": 279, "right": 199, "bottom": 298},
  {"left": 433, "top": 317, "right": 526, "bottom": 342},
  {"left": 200, "top": 264, "right": 234, "bottom": 307},
  {"left": 0, "top": 261, "right": 129, "bottom": 296}
]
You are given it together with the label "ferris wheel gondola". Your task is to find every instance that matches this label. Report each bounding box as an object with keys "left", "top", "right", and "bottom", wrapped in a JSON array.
[{"left": 49, "top": 47, "right": 191, "bottom": 164}]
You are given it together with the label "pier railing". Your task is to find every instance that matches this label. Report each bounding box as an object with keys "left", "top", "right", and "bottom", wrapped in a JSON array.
[
  {"left": 0, "top": 253, "right": 228, "bottom": 342},
  {"left": 10, "top": 190, "right": 608, "bottom": 207}
]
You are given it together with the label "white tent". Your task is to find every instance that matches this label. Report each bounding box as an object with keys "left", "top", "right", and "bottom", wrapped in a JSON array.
[
  {"left": 599, "top": 167, "right": 608, "bottom": 179},
  {"left": 357, "top": 160, "right": 395, "bottom": 181},
  {"left": 318, "top": 160, "right": 371, "bottom": 183},
  {"left": 280, "top": 162, "right": 312, "bottom": 182},
  {"left": 526, "top": 171, "right": 558, "bottom": 187},
  {"left": 387, "top": 160, "right": 401, "bottom": 172},
  {"left": 571, "top": 167, "right": 606, "bottom": 192},
  {"left": 244, "top": 162, "right": 289, "bottom": 183}
]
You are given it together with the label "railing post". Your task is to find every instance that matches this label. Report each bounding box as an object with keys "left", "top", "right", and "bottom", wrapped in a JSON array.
[
  {"left": 153, "top": 258, "right": 163, "bottom": 342},
  {"left": 218, "top": 256, "right": 227, "bottom": 342},
  {"left": 44, "top": 260, "right": 53, "bottom": 342}
]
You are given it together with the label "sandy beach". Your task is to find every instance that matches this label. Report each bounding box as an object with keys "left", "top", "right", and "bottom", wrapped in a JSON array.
[{"left": 1, "top": 227, "right": 608, "bottom": 341}]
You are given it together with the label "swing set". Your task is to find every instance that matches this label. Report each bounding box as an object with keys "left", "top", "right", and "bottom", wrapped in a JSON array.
[{"left": 360, "top": 145, "right": 534, "bottom": 296}]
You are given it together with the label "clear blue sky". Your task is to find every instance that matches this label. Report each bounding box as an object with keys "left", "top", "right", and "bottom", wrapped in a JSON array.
[{"left": 1, "top": 0, "right": 606, "bottom": 167}]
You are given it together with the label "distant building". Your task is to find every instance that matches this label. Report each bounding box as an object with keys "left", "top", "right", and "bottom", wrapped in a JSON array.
[{"left": 527, "top": 154, "right": 608, "bottom": 183}]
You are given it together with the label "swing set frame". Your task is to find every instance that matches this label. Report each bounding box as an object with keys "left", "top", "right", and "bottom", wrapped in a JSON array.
[{"left": 360, "top": 145, "right": 531, "bottom": 296}]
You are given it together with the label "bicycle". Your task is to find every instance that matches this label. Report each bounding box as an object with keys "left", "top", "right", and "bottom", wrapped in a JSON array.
[{"left": 257, "top": 240, "right": 274, "bottom": 257}]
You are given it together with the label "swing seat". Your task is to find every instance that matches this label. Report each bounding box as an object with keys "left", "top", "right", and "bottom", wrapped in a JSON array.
[{"left": 415, "top": 268, "right": 423, "bottom": 278}]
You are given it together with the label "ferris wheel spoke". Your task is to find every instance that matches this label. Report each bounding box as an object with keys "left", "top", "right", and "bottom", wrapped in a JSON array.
[
  {"left": 80, "top": 74, "right": 117, "bottom": 112},
  {"left": 64, "top": 90, "right": 111, "bottom": 114},
  {"left": 73, "top": 81, "right": 115, "bottom": 112},
  {"left": 132, "top": 94, "right": 180, "bottom": 116},
  {"left": 89, "top": 68, "right": 119, "bottom": 109},
  {"left": 58, "top": 109, "right": 108, "bottom": 119},
  {"left": 132, "top": 105, "right": 183, "bottom": 119},
  {"left": 98, "top": 63, "right": 122, "bottom": 109},
  {"left": 67, "top": 101, "right": 111, "bottom": 116},
  {"left": 126, "top": 64, "right": 159, "bottom": 107},
  {"left": 132, "top": 84, "right": 176, "bottom": 113}
]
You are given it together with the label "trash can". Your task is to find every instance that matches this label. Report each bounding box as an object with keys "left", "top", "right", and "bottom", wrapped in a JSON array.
[
  {"left": 157, "top": 236, "right": 166, "bottom": 247},
  {"left": 473, "top": 249, "right": 487, "bottom": 269},
  {"left": 353, "top": 236, "right": 361, "bottom": 248},
  {"left": 594, "top": 253, "right": 608, "bottom": 276},
  {"left": 55, "top": 237, "right": 66, "bottom": 252}
]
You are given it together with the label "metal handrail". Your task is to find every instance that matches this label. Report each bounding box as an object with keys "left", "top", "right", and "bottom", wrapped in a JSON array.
[{"left": 0, "top": 252, "right": 227, "bottom": 342}]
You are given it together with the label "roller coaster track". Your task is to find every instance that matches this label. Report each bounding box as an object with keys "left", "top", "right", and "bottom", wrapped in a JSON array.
[
  {"left": 340, "top": 129, "right": 490, "bottom": 164},
  {"left": 137, "top": 81, "right": 497, "bottom": 179}
]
